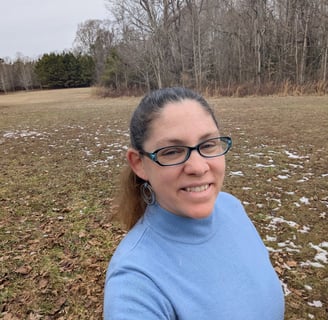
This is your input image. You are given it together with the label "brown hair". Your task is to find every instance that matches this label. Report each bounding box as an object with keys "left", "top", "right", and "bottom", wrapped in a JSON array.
[{"left": 117, "top": 87, "right": 219, "bottom": 230}]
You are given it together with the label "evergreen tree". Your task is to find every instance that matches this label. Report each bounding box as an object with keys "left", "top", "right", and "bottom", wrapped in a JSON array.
[{"left": 35, "top": 52, "right": 95, "bottom": 89}]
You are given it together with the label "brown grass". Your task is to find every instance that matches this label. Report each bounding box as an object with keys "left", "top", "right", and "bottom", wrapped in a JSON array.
[{"left": 1, "top": 88, "right": 327, "bottom": 319}]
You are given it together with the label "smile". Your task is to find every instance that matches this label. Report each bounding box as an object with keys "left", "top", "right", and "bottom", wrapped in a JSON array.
[{"left": 185, "top": 184, "right": 210, "bottom": 193}]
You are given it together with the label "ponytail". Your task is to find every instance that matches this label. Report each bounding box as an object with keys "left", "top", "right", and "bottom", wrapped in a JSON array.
[{"left": 116, "top": 166, "right": 146, "bottom": 230}]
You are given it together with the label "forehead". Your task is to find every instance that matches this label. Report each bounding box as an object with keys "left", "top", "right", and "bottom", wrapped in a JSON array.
[
  {"left": 158, "top": 98, "right": 214, "bottom": 121},
  {"left": 146, "top": 99, "right": 219, "bottom": 147}
]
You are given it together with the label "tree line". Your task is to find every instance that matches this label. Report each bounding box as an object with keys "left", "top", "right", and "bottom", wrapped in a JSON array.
[
  {"left": 1, "top": 0, "right": 328, "bottom": 95},
  {"left": 0, "top": 53, "right": 94, "bottom": 93}
]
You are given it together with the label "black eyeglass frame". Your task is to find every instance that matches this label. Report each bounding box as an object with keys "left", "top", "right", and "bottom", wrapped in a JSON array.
[{"left": 139, "top": 136, "right": 232, "bottom": 167}]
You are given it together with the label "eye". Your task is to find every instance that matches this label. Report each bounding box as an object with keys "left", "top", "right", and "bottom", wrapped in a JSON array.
[
  {"left": 158, "top": 147, "right": 186, "bottom": 158},
  {"left": 200, "top": 140, "right": 218, "bottom": 150},
  {"left": 199, "top": 139, "right": 223, "bottom": 155}
]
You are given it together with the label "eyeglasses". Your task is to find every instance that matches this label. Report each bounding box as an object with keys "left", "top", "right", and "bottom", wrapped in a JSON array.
[{"left": 139, "top": 136, "right": 232, "bottom": 166}]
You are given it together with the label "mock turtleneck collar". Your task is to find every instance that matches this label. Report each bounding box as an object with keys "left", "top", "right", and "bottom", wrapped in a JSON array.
[{"left": 143, "top": 203, "right": 218, "bottom": 244}]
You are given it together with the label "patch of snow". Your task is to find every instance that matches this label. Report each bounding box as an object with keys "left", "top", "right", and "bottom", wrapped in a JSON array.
[
  {"left": 3, "top": 130, "right": 47, "bottom": 139},
  {"left": 319, "top": 242, "right": 328, "bottom": 248},
  {"left": 272, "top": 198, "right": 281, "bottom": 205},
  {"left": 230, "top": 171, "right": 244, "bottom": 176},
  {"left": 319, "top": 212, "right": 326, "bottom": 218},
  {"left": 298, "top": 225, "right": 311, "bottom": 233},
  {"left": 304, "top": 285, "right": 312, "bottom": 291},
  {"left": 255, "top": 163, "right": 275, "bottom": 168},
  {"left": 284, "top": 150, "right": 307, "bottom": 159},
  {"left": 275, "top": 240, "right": 301, "bottom": 253},
  {"left": 300, "top": 196, "right": 310, "bottom": 205},
  {"left": 307, "top": 300, "right": 323, "bottom": 308},
  {"left": 300, "top": 260, "right": 324, "bottom": 268},
  {"left": 285, "top": 247, "right": 301, "bottom": 253},
  {"left": 266, "top": 246, "right": 280, "bottom": 252},
  {"left": 267, "top": 239, "right": 301, "bottom": 253},
  {"left": 265, "top": 235, "right": 277, "bottom": 242},
  {"left": 309, "top": 243, "right": 328, "bottom": 264},
  {"left": 289, "top": 163, "right": 304, "bottom": 168},
  {"left": 281, "top": 281, "right": 291, "bottom": 296},
  {"left": 267, "top": 217, "right": 299, "bottom": 230}
]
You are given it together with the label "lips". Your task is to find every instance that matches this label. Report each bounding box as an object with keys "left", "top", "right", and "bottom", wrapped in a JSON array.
[{"left": 184, "top": 184, "right": 210, "bottom": 193}]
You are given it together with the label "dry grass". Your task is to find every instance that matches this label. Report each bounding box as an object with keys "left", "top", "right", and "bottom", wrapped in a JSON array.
[{"left": 1, "top": 88, "right": 327, "bottom": 319}]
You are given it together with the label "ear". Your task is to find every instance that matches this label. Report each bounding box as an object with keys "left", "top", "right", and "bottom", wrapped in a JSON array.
[{"left": 126, "top": 148, "right": 148, "bottom": 181}]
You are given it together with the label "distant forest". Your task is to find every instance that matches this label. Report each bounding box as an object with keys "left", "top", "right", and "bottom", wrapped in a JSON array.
[{"left": 1, "top": 0, "right": 328, "bottom": 96}]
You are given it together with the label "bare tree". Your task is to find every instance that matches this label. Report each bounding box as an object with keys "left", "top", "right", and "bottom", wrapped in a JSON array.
[
  {"left": 107, "top": 0, "right": 187, "bottom": 88},
  {"left": 318, "top": 0, "right": 328, "bottom": 81},
  {"left": 102, "top": 0, "right": 328, "bottom": 92},
  {"left": 0, "top": 58, "right": 15, "bottom": 92},
  {"left": 14, "top": 55, "right": 35, "bottom": 90},
  {"left": 73, "top": 19, "right": 115, "bottom": 83},
  {"left": 0, "top": 58, "right": 8, "bottom": 93}
]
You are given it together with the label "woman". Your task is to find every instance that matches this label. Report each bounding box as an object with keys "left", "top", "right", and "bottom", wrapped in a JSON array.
[{"left": 104, "top": 87, "right": 284, "bottom": 319}]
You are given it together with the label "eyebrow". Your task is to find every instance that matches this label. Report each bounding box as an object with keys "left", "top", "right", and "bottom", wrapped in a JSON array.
[{"left": 154, "top": 132, "right": 220, "bottom": 149}]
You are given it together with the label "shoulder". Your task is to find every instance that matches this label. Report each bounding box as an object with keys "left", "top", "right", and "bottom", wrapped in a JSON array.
[
  {"left": 216, "top": 192, "right": 268, "bottom": 252},
  {"left": 104, "top": 258, "right": 174, "bottom": 319},
  {"left": 107, "top": 220, "right": 150, "bottom": 270},
  {"left": 216, "top": 191, "right": 243, "bottom": 209},
  {"left": 104, "top": 220, "right": 175, "bottom": 318},
  {"left": 215, "top": 191, "right": 256, "bottom": 231},
  {"left": 217, "top": 191, "right": 240, "bottom": 201}
]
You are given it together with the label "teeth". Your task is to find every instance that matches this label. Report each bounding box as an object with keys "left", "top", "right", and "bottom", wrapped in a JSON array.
[{"left": 185, "top": 184, "right": 209, "bottom": 192}]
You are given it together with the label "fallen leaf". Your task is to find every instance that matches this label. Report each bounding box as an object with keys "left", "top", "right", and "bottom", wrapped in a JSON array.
[
  {"left": 38, "top": 278, "right": 48, "bottom": 289},
  {"left": 49, "top": 297, "right": 66, "bottom": 315},
  {"left": 274, "top": 266, "right": 283, "bottom": 275},
  {"left": 3, "top": 313, "right": 20, "bottom": 320},
  {"left": 15, "top": 265, "right": 32, "bottom": 275},
  {"left": 286, "top": 260, "right": 297, "bottom": 267}
]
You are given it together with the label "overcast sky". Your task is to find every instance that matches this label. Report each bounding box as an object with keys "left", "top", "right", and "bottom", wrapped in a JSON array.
[{"left": 0, "top": 0, "right": 109, "bottom": 60}]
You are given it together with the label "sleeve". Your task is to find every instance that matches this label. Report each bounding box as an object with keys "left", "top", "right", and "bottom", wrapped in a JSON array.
[{"left": 103, "top": 268, "right": 175, "bottom": 320}]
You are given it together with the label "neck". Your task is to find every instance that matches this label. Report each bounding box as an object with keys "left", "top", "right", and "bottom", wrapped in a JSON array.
[{"left": 144, "top": 203, "right": 217, "bottom": 244}]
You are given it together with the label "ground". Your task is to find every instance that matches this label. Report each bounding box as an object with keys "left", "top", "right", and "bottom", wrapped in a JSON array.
[{"left": 0, "top": 88, "right": 327, "bottom": 319}]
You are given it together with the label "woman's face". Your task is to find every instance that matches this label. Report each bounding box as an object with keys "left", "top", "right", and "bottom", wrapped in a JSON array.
[{"left": 129, "top": 99, "right": 226, "bottom": 219}]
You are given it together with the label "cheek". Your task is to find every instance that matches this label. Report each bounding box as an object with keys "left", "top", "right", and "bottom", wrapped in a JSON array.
[
  {"left": 147, "top": 168, "right": 178, "bottom": 191},
  {"left": 211, "top": 157, "right": 226, "bottom": 173},
  {"left": 149, "top": 170, "right": 171, "bottom": 185},
  {"left": 221, "top": 160, "right": 226, "bottom": 172}
]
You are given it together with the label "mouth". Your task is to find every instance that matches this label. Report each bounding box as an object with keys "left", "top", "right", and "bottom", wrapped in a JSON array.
[{"left": 184, "top": 184, "right": 210, "bottom": 193}]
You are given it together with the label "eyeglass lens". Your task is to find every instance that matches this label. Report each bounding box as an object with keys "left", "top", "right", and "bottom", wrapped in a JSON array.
[{"left": 156, "top": 138, "right": 229, "bottom": 165}]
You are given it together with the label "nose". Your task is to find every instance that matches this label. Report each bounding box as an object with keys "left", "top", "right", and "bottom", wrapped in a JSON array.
[{"left": 183, "top": 149, "right": 209, "bottom": 175}]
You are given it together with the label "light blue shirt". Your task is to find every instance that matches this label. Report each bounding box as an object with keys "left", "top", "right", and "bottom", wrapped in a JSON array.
[{"left": 104, "top": 192, "right": 285, "bottom": 319}]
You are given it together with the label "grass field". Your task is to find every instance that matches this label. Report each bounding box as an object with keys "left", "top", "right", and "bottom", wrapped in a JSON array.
[{"left": 1, "top": 88, "right": 327, "bottom": 319}]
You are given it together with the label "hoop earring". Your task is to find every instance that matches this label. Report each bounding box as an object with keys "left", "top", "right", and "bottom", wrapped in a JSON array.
[{"left": 141, "top": 182, "right": 156, "bottom": 205}]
